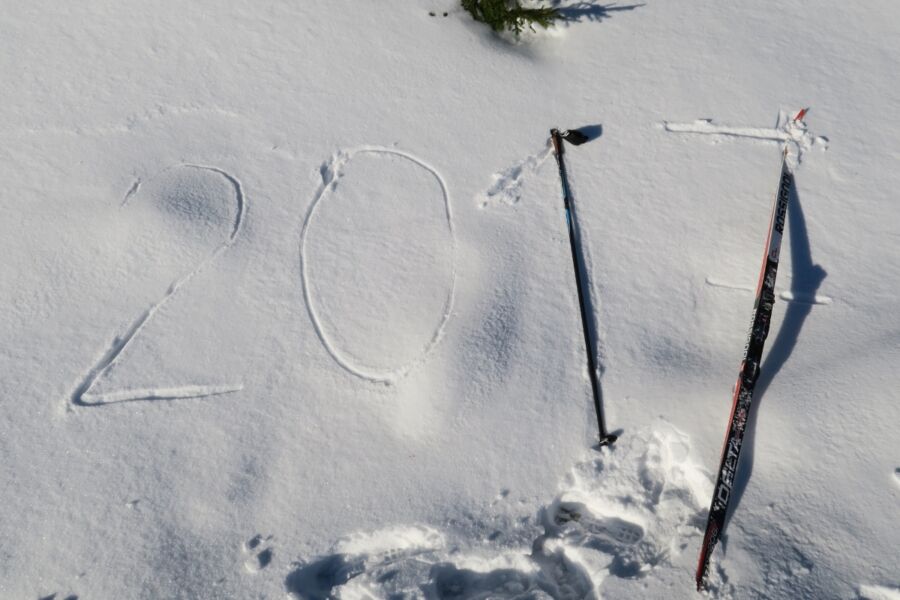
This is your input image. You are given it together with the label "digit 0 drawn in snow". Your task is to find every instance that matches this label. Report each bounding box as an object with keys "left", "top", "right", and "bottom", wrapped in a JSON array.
[
  {"left": 478, "top": 143, "right": 553, "bottom": 207},
  {"left": 284, "top": 425, "right": 708, "bottom": 599},
  {"left": 70, "top": 164, "right": 246, "bottom": 406},
  {"left": 301, "top": 146, "right": 456, "bottom": 385}
]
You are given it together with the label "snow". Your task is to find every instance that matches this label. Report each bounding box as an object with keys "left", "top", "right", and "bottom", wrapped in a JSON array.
[{"left": 2, "top": 1, "right": 899, "bottom": 598}]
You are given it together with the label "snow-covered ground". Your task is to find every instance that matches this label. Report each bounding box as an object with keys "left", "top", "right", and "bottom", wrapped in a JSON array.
[{"left": 2, "top": 1, "right": 899, "bottom": 598}]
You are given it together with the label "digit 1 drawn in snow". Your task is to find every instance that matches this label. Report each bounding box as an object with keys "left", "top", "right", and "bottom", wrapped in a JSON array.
[
  {"left": 704, "top": 277, "right": 833, "bottom": 306},
  {"left": 675, "top": 111, "right": 832, "bottom": 303},
  {"left": 662, "top": 109, "right": 828, "bottom": 163},
  {"left": 70, "top": 164, "right": 246, "bottom": 406},
  {"left": 300, "top": 147, "right": 456, "bottom": 385}
]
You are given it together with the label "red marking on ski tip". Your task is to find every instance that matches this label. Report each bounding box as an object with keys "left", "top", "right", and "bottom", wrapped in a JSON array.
[{"left": 793, "top": 107, "right": 809, "bottom": 122}]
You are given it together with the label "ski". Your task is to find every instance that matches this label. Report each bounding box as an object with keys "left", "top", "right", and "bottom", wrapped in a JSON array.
[
  {"left": 695, "top": 119, "right": 801, "bottom": 590},
  {"left": 550, "top": 128, "right": 617, "bottom": 448}
]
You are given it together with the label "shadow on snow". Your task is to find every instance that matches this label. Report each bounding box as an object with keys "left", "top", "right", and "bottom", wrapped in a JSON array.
[{"left": 726, "top": 179, "right": 828, "bottom": 531}]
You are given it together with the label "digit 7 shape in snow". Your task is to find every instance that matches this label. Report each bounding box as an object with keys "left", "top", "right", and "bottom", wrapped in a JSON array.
[{"left": 695, "top": 109, "right": 806, "bottom": 590}]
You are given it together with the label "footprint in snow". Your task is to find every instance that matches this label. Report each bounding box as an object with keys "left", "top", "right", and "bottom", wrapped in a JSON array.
[
  {"left": 551, "top": 502, "right": 645, "bottom": 547},
  {"left": 477, "top": 144, "right": 552, "bottom": 208},
  {"left": 429, "top": 560, "right": 551, "bottom": 599},
  {"left": 243, "top": 534, "right": 274, "bottom": 573},
  {"left": 285, "top": 525, "right": 445, "bottom": 599},
  {"left": 283, "top": 425, "right": 707, "bottom": 599}
]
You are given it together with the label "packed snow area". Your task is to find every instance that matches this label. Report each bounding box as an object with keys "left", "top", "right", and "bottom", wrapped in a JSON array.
[{"left": 1, "top": 1, "right": 899, "bottom": 598}]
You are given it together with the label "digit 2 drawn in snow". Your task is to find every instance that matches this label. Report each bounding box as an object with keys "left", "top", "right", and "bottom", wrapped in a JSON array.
[
  {"left": 301, "top": 147, "right": 456, "bottom": 384},
  {"left": 70, "top": 164, "right": 246, "bottom": 405}
]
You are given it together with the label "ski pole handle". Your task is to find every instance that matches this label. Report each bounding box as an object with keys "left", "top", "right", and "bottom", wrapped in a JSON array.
[{"left": 550, "top": 129, "right": 564, "bottom": 155}]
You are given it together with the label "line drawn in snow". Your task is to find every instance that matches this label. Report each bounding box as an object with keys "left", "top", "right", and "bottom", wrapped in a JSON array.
[
  {"left": 664, "top": 120, "right": 789, "bottom": 142},
  {"left": 69, "top": 164, "right": 246, "bottom": 407},
  {"left": 300, "top": 146, "right": 456, "bottom": 385},
  {"left": 478, "top": 143, "right": 553, "bottom": 207},
  {"left": 859, "top": 584, "right": 900, "bottom": 600},
  {"left": 283, "top": 425, "right": 707, "bottom": 599},
  {"left": 662, "top": 109, "right": 828, "bottom": 164},
  {"left": 705, "top": 277, "right": 833, "bottom": 305}
]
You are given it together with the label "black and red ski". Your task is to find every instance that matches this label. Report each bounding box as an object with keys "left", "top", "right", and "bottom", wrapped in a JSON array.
[{"left": 695, "top": 110, "right": 805, "bottom": 590}]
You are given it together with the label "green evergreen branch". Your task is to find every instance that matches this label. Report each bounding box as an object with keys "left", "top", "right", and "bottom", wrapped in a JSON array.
[{"left": 461, "top": 0, "right": 563, "bottom": 36}]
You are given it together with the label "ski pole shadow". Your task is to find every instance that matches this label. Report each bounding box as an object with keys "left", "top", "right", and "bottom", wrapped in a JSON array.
[
  {"left": 725, "top": 181, "right": 827, "bottom": 532},
  {"left": 576, "top": 124, "right": 603, "bottom": 142}
]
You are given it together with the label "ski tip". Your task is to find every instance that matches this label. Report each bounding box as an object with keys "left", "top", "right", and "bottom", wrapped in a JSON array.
[
  {"left": 793, "top": 107, "right": 810, "bottom": 122},
  {"left": 695, "top": 563, "right": 709, "bottom": 592}
]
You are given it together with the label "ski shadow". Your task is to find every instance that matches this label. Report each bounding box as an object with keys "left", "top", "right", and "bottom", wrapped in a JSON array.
[
  {"left": 554, "top": 2, "right": 645, "bottom": 22},
  {"left": 725, "top": 180, "right": 827, "bottom": 531}
]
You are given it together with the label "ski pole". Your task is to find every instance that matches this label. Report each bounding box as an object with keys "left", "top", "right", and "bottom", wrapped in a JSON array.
[{"left": 550, "top": 128, "right": 617, "bottom": 447}]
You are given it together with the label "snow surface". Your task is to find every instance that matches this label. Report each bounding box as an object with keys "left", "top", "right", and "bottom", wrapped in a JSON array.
[{"left": 2, "top": 1, "right": 899, "bottom": 598}]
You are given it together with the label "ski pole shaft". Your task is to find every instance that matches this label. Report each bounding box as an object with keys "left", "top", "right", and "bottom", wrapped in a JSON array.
[{"left": 550, "top": 129, "right": 616, "bottom": 447}]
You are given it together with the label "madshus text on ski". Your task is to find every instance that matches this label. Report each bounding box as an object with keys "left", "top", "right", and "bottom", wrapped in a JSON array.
[{"left": 695, "top": 108, "right": 807, "bottom": 590}]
